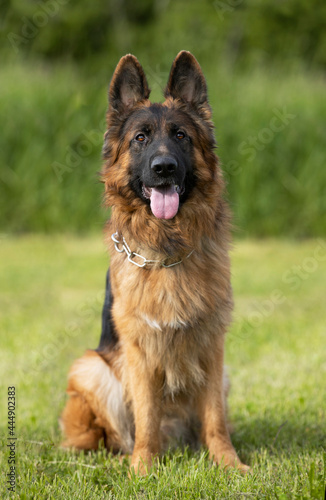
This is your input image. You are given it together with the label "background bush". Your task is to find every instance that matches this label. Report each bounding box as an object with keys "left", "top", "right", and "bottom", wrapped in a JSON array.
[
  {"left": 1, "top": 0, "right": 325, "bottom": 236},
  {"left": 4, "top": 0, "right": 326, "bottom": 69}
]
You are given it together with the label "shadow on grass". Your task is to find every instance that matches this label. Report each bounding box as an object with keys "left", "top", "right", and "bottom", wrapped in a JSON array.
[
  {"left": 16, "top": 411, "right": 324, "bottom": 483},
  {"left": 230, "top": 414, "right": 325, "bottom": 464}
]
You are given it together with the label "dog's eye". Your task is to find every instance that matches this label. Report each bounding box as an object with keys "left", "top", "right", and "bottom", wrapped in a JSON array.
[
  {"left": 176, "top": 131, "right": 185, "bottom": 140},
  {"left": 135, "top": 133, "right": 146, "bottom": 142}
]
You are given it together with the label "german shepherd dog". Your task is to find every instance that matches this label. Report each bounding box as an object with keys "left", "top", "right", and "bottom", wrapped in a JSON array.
[{"left": 60, "top": 51, "right": 248, "bottom": 474}]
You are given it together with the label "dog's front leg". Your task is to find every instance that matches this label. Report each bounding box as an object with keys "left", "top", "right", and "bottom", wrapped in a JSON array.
[
  {"left": 197, "top": 335, "right": 249, "bottom": 472},
  {"left": 126, "top": 343, "right": 163, "bottom": 475}
]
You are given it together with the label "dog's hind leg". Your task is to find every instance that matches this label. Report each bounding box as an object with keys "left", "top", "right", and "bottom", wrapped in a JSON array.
[
  {"left": 60, "top": 350, "right": 134, "bottom": 454},
  {"left": 60, "top": 389, "right": 105, "bottom": 450}
]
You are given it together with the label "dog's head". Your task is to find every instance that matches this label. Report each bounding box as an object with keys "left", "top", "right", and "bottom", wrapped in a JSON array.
[{"left": 102, "top": 51, "right": 218, "bottom": 222}]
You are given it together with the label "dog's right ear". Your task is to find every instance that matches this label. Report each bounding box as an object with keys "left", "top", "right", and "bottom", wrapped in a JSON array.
[{"left": 108, "top": 55, "right": 150, "bottom": 114}]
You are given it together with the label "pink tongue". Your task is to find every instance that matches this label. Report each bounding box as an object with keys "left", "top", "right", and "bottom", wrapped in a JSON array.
[{"left": 150, "top": 186, "right": 180, "bottom": 219}]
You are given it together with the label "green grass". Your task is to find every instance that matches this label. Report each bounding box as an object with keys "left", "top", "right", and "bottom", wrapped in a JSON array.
[
  {"left": 0, "top": 59, "right": 326, "bottom": 237},
  {"left": 0, "top": 236, "right": 325, "bottom": 499}
]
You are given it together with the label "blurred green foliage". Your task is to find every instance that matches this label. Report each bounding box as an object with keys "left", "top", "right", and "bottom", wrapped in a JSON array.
[
  {"left": 3, "top": 0, "right": 326, "bottom": 69},
  {"left": 1, "top": 0, "right": 325, "bottom": 236}
]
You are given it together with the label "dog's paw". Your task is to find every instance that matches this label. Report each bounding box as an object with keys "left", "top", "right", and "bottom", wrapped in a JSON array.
[
  {"left": 129, "top": 451, "right": 158, "bottom": 476},
  {"left": 218, "top": 454, "right": 250, "bottom": 474}
]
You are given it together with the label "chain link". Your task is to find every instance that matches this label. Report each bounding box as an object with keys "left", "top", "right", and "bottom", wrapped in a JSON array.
[{"left": 111, "top": 232, "right": 194, "bottom": 268}]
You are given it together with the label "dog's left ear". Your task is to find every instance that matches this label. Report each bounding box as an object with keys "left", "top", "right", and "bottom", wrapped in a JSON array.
[
  {"left": 164, "top": 51, "right": 209, "bottom": 113},
  {"left": 109, "top": 54, "right": 150, "bottom": 114}
]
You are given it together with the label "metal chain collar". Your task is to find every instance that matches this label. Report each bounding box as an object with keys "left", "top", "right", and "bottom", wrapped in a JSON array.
[{"left": 111, "top": 232, "right": 194, "bottom": 268}]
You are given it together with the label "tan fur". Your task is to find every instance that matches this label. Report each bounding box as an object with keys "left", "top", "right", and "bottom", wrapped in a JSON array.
[{"left": 60, "top": 51, "right": 249, "bottom": 475}]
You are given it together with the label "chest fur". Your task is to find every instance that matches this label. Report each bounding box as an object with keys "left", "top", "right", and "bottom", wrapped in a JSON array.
[
  {"left": 111, "top": 246, "right": 231, "bottom": 327},
  {"left": 110, "top": 250, "right": 232, "bottom": 396}
]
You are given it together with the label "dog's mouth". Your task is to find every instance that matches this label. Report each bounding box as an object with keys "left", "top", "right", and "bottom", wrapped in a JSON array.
[{"left": 142, "top": 184, "right": 184, "bottom": 220}]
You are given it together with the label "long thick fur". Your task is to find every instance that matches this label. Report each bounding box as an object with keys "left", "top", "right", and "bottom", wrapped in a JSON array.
[{"left": 60, "top": 51, "right": 248, "bottom": 474}]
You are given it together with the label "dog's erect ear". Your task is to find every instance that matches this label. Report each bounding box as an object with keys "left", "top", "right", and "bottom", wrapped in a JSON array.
[
  {"left": 109, "top": 54, "right": 150, "bottom": 113},
  {"left": 164, "top": 51, "right": 208, "bottom": 110}
]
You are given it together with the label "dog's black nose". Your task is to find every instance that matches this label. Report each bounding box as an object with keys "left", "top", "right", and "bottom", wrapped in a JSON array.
[{"left": 151, "top": 156, "right": 177, "bottom": 177}]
